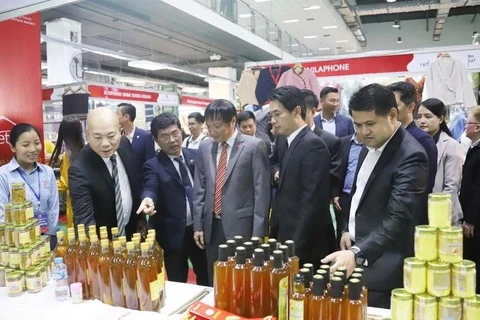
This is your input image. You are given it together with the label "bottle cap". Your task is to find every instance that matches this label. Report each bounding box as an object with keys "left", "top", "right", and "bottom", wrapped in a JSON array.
[
  {"left": 79, "top": 234, "right": 87, "bottom": 242},
  {"left": 285, "top": 240, "right": 295, "bottom": 257},
  {"left": 235, "top": 246, "right": 246, "bottom": 264},
  {"left": 250, "top": 237, "right": 261, "bottom": 248},
  {"left": 354, "top": 267, "right": 364, "bottom": 274},
  {"left": 118, "top": 236, "right": 127, "bottom": 244},
  {"left": 273, "top": 250, "right": 283, "bottom": 268},
  {"left": 253, "top": 249, "right": 264, "bottom": 266},
  {"left": 217, "top": 244, "right": 229, "bottom": 262},
  {"left": 268, "top": 238, "right": 277, "bottom": 252},
  {"left": 312, "top": 275, "right": 326, "bottom": 296},
  {"left": 334, "top": 271, "right": 346, "bottom": 285},
  {"left": 300, "top": 268, "right": 311, "bottom": 288},
  {"left": 331, "top": 277, "right": 344, "bottom": 299},
  {"left": 54, "top": 257, "right": 63, "bottom": 264},
  {"left": 113, "top": 240, "right": 121, "bottom": 249},
  {"left": 348, "top": 279, "right": 362, "bottom": 300},
  {"left": 148, "top": 229, "right": 156, "bottom": 236},
  {"left": 244, "top": 242, "right": 254, "bottom": 259},
  {"left": 56, "top": 231, "right": 64, "bottom": 238},
  {"left": 303, "top": 263, "right": 314, "bottom": 278},
  {"left": 99, "top": 226, "right": 107, "bottom": 233},
  {"left": 100, "top": 239, "right": 109, "bottom": 248},
  {"left": 132, "top": 233, "right": 141, "bottom": 238},
  {"left": 140, "top": 242, "right": 149, "bottom": 251},
  {"left": 70, "top": 282, "right": 82, "bottom": 293},
  {"left": 126, "top": 242, "right": 135, "bottom": 251},
  {"left": 234, "top": 236, "right": 243, "bottom": 247},
  {"left": 294, "top": 273, "right": 304, "bottom": 284},
  {"left": 351, "top": 273, "right": 363, "bottom": 286},
  {"left": 77, "top": 224, "right": 85, "bottom": 231},
  {"left": 226, "top": 240, "right": 236, "bottom": 258},
  {"left": 111, "top": 227, "right": 119, "bottom": 235},
  {"left": 279, "top": 245, "right": 289, "bottom": 263},
  {"left": 260, "top": 244, "right": 270, "bottom": 262},
  {"left": 67, "top": 227, "right": 75, "bottom": 234}
]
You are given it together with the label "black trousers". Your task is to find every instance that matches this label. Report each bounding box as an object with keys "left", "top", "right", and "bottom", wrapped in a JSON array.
[
  {"left": 205, "top": 219, "right": 227, "bottom": 286},
  {"left": 334, "top": 192, "right": 351, "bottom": 243},
  {"left": 163, "top": 226, "right": 209, "bottom": 286},
  {"left": 464, "top": 234, "right": 480, "bottom": 294}
]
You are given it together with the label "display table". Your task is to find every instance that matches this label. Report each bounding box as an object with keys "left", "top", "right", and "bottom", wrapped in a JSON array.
[{"left": 0, "top": 281, "right": 391, "bottom": 319}]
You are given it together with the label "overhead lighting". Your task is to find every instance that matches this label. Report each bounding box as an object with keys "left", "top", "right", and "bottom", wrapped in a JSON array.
[
  {"left": 336, "top": 40, "right": 349, "bottom": 43},
  {"left": 304, "top": 35, "right": 318, "bottom": 39},
  {"left": 318, "top": 47, "right": 331, "bottom": 51},
  {"left": 345, "top": 49, "right": 357, "bottom": 53},
  {"left": 397, "top": 37, "right": 403, "bottom": 44},
  {"left": 84, "top": 69, "right": 116, "bottom": 77},
  {"left": 283, "top": 19, "right": 299, "bottom": 23},
  {"left": 302, "top": 53, "right": 308, "bottom": 56},
  {"left": 288, "top": 43, "right": 300, "bottom": 47},
  {"left": 115, "top": 77, "right": 147, "bottom": 86},
  {"left": 387, "top": 0, "right": 396, "bottom": 2},
  {"left": 269, "top": 31, "right": 277, "bottom": 34},
  {"left": 181, "top": 87, "right": 208, "bottom": 94},
  {"left": 204, "top": 77, "right": 235, "bottom": 84},
  {"left": 255, "top": 0, "right": 271, "bottom": 2},
  {"left": 303, "top": 5, "right": 321, "bottom": 10},
  {"left": 239, "top": 13, "right": 252, "bottom": 18},
  {"left": 323, "top": 25, "right": 338, "bottom": 29},
  {"left": 393, "top": 20, "right": 400, "bottom": 28},
  {"left": 307, "top": 53, "right": 314, "bottom": 56},
  {"left": 353, "top": 29, "right": 364, "bottom": 36},
  {"left": 128, "top": 60, "right": 169, "bottom": 71}
]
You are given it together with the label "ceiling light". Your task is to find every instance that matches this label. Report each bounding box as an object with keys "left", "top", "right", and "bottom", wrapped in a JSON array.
[
  {"left": 302, "top": 53, "right": 308, "bottom": 56},
  {"left": 283, "top": 19, "right": 299, "bottom": 23},
  {"left": 397, "top": 37, "right": 403, "bottom": 44},
  {"left": 336, "top": 40, "right": 349, "bottom": 43},
  {"left": 303, "top": 5, "right": 321, "bottom": 10},
  {"left": 128, "top": 60, "right": 169, "bottom": 71},
  {"left": 345, "top": 49, "right": 357, "bottom": 53},
  {"left": 318, "top": 47, "right": 331, "bottom": 51},
  {"left": 182, "top": 87, "right": 208, "bottom": 94},
  {"left": 255, "top": 0, "right": 271, "bottom": 2},
  {"left": 323, "top": 25, "right": 338, "bottom": 29},
  {"left": 393, "top": 20, "right": 400, "bottom": 28},
  {"left": 304, "top": 35, "right": 318, "bottom": 39},
  {"left": 239, "top": 13, "right": 252, "bottom": 18},
  {"left": 84, "top": 69, "right": 116, "bottom": 77},
  {"left": 269, "top": 31, "right": 277, "bottom": 34},
  {"left": 387, "top": 0, "right": 396, "bottom": 2},
  {"left": 307, "top": 53, "right": 314, "bottom": 56},
  {"left": 204, "top": 77, "right": 235, "bottom": 84}
]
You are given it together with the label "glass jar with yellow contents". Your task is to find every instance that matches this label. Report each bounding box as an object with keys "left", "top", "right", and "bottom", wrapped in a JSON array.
[
  {"left": 6, "top": 271, "right": 23, "bottom": 297},
  {"left": 439, "top": 227, "right": 463, "bottom": 263},
  {"left": 27, "top": 221, "right": 35, "bottom": 243},
  {"left": 0, "top": 224, "right": 5, "bottom": 245},
  {"left": 427, "top": 260, "right": 451, "bottom": 297},
  {"left": 0, "top": 266, "right": 5, "bottom": 287},
  {"left": 452, "top": 260, "right": 476, "bottom": 299},
  {"left": 14, "top": 226, "right": 31, "bottom": 249},
  {"left": 9, "top": 248, "right": 20, "bottom": 269},
  {"left": 11, "top": 182, "right": 26, "bottom": 204},
  {"left": 12, "top": 204, "right": 26, "bottom": 226},
  {"left": 25, "top": 269, "right": 41, "bottom": 294},
  {"left": 19, "top": 248, "right": 31, "bottom": 271},
  {"left": 404, "top": 258, "right": 426, "bottom": 294},
  {"left": 4, "top": 226, "right": 14, "bottom": 247},
  {"left": 41, "top": 235, "right": 50, "bottom": 256},
  {"left": 4, "top": 204, "right": 13, "bottom": 226},
  {"left": 428, "top": 193, "right": 452, "bottom": 228},
  {"left": 439, "top": 296, "right": 462, "bottom": 320},
  {"left": 464, "top": 295, "right": 480, "bottom": 320},
  {"left": 391, "top": 288, "right": 413, "bottom": 320},
  {"left": 24, "top": 201, "right": 34, "bottom": 222},
  {"left": 0, "top": 246, "right": 9, "bottom": 267},
  {"left": 414, "top": 225, "right": 438, "bottom": 261},
  {"left": 413, "top": 293, "right": 437, "bottom": 320},
  {"left": 39, "top": 265, "right": 47, "bottom": 287}
]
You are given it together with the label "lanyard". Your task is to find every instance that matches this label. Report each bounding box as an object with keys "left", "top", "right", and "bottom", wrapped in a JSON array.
[{"left": 16, "top": 168, "right": 41, "bottom": 202}]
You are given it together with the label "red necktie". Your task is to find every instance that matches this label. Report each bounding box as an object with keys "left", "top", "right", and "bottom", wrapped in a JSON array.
[{"left": 214, "top": 142, "right": 228, "bottom": 216}]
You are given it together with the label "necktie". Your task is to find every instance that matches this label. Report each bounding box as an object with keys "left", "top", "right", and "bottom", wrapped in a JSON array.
[
  {"left": 174, "top": 156, "right": 194, "bottom": 224},
  {"left": 214, "top": 142, "right": 228, "bottom": 216},
  {"left": 110, "top": 155, "right": 126, "bottom": 236}
]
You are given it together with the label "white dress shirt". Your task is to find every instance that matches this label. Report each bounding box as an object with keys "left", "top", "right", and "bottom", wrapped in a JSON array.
[
  {"left": 320, "top": 112, "right": 336, "bottom": 136},
  {"left": 102, "top": 152, "right": 133, "bottom": 223},
  {"left": 287, "top": 124, "right": 308, "bottom": 147},
  {"left": 182, "top": 133, "right": 207, "bottom": 150},
  {"left": 167, "top": 152, "right": 194, "bottom": 226},
  {"left": 349, "top": 124, "right": 401, "bottom": 241},
  {"left": 125, "top": 127, "right": 136, "bottom": 144},
  {"left": 216, "top": 130, "right": 239, "bottom": 166}
]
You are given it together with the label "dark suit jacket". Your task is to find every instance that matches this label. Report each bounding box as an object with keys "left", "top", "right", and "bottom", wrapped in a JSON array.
[
  {"left": 142, "top": 148, "right": 198, "bottom": 252},
  {"left": 69, "top": 137, "right": 144, "bottom": 239},
  {"left": 270, "top": 126, "right": 336, "bottom": 262},
  {"left": 312, "top": 126, "right": 342, "bottom": 191},
  {"left": 460, "top": 143, "right": 480, "bottom": 227},
  {"left": 131, "top": 127, "right": 156, "bottom": 166},
  {"left": 256, "top": 132, "right": 272, "bottom": 155},
  {"left": 313, "top": 113, "right": 355, "bottom": 138},
  {"left": 346, "top": 127, "right": 428, "bottom": 291},
  {"left": 332, "top": 134, "right": 355, "bottom": 198}
]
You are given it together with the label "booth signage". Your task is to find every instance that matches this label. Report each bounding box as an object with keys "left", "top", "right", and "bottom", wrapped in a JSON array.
[
  {"left": 88, "top": 85, "right": 160, "bottom": 103},
  {"left": 181, "top": 96, "right": 212, "bottom": 107}
]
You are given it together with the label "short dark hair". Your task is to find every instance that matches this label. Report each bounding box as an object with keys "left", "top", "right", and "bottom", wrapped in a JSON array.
[
  {"left": 269, "top": 86, "right": 306, "bottom": 120},
  {"left": 118, "top": 103, "right": 136, "bottom": 122},
  {"left": 150, "top": 112, "right": 181, "bottom": 137},
  {"left": 387, "top": 82, "right": 416, "bottom": 107},
  {"left": 188, "top": 112, "right": 205, "bottom": 124},
  {"left": 237, "top": 111, "right": 256, "bottom": 125},
  {"left": 419, "top": 98, "right": 453, "bottom": 137},
  {"left": 320, "top": 87, "right": 338, "bottom": 100},
  {"left": 204, "top": 99, "right": 237, "bottom": 124},
  {"left": 349, "top": 83, "right": 397, "bottom": 117},
  {"left": 10, "top": 123, "right": 40, "bottom": 146},
  {"left": 301, "top": 89, "right": 319, "bottom": 111}
]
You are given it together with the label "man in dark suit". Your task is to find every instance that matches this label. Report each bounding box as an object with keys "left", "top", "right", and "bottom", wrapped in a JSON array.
[
  {"left": 193, "top": 99, "right": 271, "bottom": 285},
  {"left": 460, "top": 106, "right": 480, "bottom": 293},
  {"left": 69, "top": 107, "right": 145, "bottom": 239},
  {"left": 237, "top": 110, "right": 272, "bottom": 155},
  {"left": 313, "top": 87, "right": 355, "bottom": 138},
  {"left": 137, "top": 113, "right": 208, "bottom": 286},
  {"left": 269, "top": 86, "right": 336, "bottom": 268},
  {"left": 116, "top": 103, "right": 156, "bottom": 165},
  {"left": 322, "top": 84, "right": 429, "bottom": 308},
  {"left": 388, "top": 82, "right": 437, "bottom": 221}
]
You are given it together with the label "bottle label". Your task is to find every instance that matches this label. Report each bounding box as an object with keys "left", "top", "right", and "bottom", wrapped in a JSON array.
[
  {"left": 10, "top": 253, "right": 19, "bottom": 265},
  {"left": 157, "top": 272, "right": 165, "bottom": 290},
  {"left": 150, "top": 280, "right": 160, "bottom": 301},
  {"left": 25, "top": 207, "right": 34, "bottom": 220},
  {"left": 19, "top": 231, "right": 30, "bottom": 244},
  {"left": 26, "top": 277, "right": 41, "bottom": 290},
  {"left": 278, "top": 276, "right": 288, "bottom": 320},
  {"left": 289, "top": 299, "right": 304, "bottom": 320}
]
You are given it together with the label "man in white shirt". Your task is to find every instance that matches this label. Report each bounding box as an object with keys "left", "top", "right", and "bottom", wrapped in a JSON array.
[
  {"left": 322, "top": 84, "right": 428, "bottom": 308},
  {"left": 182, "top": 112, "right": 208, "bottom": 150}
]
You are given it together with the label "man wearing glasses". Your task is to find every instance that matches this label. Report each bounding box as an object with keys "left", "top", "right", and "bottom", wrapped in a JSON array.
[{"left": 182, "top": 112, "right": 208, "bottom": 150}]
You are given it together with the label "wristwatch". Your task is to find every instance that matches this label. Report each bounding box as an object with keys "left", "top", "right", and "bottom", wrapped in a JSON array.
[{"left": 350, "top": 246, "right": 368, "bottom": 267}]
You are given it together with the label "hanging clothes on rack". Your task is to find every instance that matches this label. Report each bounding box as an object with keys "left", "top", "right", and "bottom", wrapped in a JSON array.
[
  {"left": 238, "top": 68, "right": 262, "bottom": 106},
  {"left": 423, "top": 53, "right": 477, "bottom": 107},
  {"left": 255, "top": 64, "right": 290, "bottom": 105},
  {"left": 405, "top": 76, "right": 425, "bottom": 103},
  {"left": 276, "top": 63, "right": 321, "bottom": 99}
]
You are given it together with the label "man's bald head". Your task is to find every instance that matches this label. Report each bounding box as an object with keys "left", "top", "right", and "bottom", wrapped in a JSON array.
[{"left": 86, "top": 107, "right": 121, "bottom": 158}]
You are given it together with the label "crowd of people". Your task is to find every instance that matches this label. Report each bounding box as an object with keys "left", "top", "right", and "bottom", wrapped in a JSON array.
[{"left": 0, "top": 82, "right": 479, "bottom": 309}]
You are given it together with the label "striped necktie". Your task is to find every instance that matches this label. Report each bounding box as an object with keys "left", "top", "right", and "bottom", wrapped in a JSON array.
[
  {"left": 214, "top": 142, "right": 228, "bottom": 216},
  {"left": 110, "top": 155, "right": 126, "bottom": 236}
]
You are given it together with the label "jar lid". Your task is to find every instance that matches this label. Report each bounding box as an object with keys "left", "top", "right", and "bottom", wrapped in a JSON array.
[
  {"left": 392, "top": 288, "right": 413, "bottom": 301},
  {"left": 439, "top": 226, "right": 462, "bottom": 234},
  {"left": 26, "top": 270, "right": 39, "bottom": 276},
  {"left": 6, "top": 271, "right": 22, "bottom": 279},
  {"left": 429, "top": 193, "right": 452, "bottom": 200},
  {"left": 453, "top": 260, "right": 476, "bottom": 270},
  {"left": 12, "top": 204, "right": 25, "bottom": 209},
  {"left": 8, "top": 248, "right": 19, "bottom": 253},
  {"left": 464, "top": 295, "right": 480, "bottom": 307},
  {"left": 427, "top": 260, "right": 450, "bottom": 270},
  {"left": 19, "top": 248, "right": 29, "bottom": 253},
  {"left": 11, "top": 182, "right": 25, "bottom": 186},
  {"left": 415, "top": 225, "right": 438, "bottom": 233},
  {"left": 440, "top": 296, "right": 461, "bottom": 306},
  {"left": 415, "top": 293, "right": 437, "bottom": 304},
  {"left": 404, "top": 257, "right": 426, "bottom": 267}
]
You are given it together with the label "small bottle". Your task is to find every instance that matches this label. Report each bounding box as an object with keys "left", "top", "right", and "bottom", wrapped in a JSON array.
[
  {"left": 334, "top": 271, "right": 348, "bottom": 318},
  {"left": 250, "top": 236, "right": 261, "bottom": 249},
  {"left": 98, "top": 239, "right": 113, "bottom": 305},
  {"left": 289, "top": 274, "right": 306, "bottom": 320},
  {"left": 285, "top": 240, "right": 300, "bottom": 286},
  {"left": 226, "top": 240, "right": 236, "bottom": 263},
  {"left": 87, "top": 235, "right": 101, "bottom": 300},
  {"left": 270, "top": 250, "right": 288, "bottom": 320},
  {"left": 317, "top": 269, "right": 331, "bottom": 297},
  {"left": 70, "top": 282, "right": 83, "bottom": 304},
  {"left": 123, "top": 242, "right": 139, "bottom": 310},
  {"left": 268, "top": 239, "right": 277, "bottom": 257},
  {"left": 319, "top": 264, "right": 332, "bottom": 291},
  {"left": 350, "top": 273, "right": 368, "bottom": 318},
  {"left": 53, "top": 257, "right": 70, "bottom": 301},
  {"left": 137, "top": 242, "right": 160, "bottom": 312},
  {"left": 232, "top": 246, "right": 247, "bottom": 317},
  {"left": 260, "top": 244, "right": 273, "bottom": 271},
  {"left": 244, "top": 241, "right": 254, "bottom": 267},
  {"left": 146, "top": 237, "right": 165, "bottom": 307},
  {"left": 250, "top": 248, "right": 269, "bottom": 317},
  {"left": 310, "top": 275, "right": 328, "bottom": 320},
  {"left": 54, "top": 231, "right": 67, "bottom": 260},
  {"left": 300, "top": 268, "right": 312, "bottom": 319},
  {"left": 65, "top": 231, "right": 77, "bottom": 285},
  {"left": 75, "top": 234, "right": 90, "bottom": 299},
  {"left": 214, "top": 244, "right": 231, "bottom": 312},
  {"left": 234, "top": 235, "right": 244, "bottom": 247},
  {"left": 110, "top": 240, "right": 126, "bottom": 307},
  {"left": 329, "top": 277, "right": 344, "bottom": 320},
  {"left": 347, "top": 279, "right": 363, "bottom": 320}
]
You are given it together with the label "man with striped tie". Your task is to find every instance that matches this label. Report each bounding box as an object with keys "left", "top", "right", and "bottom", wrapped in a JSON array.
[
  {"left": 69, "top": 107, "right": 144, "bottom": 239},
  {"left": 193, "top": 99, "right": 271, "bottom": 285}
]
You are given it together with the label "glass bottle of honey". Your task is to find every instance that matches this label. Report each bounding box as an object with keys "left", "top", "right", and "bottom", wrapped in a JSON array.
[
  {"left": 232, "top": 246, "right": 247, "bottom": 317},
  {"left": 303, "top": 263, "right": 314, "bottom": 288},
  {"left": 289, "top": 274, "right": 306, "bottom": 320},
  {"left": 347, "top": 279, "right": 363, "bottom": 320},
  {"left": 137, "top": 242, "right": 160, "bottom": 312},
  {"left": 260, "top": 244, "right": 273, "bottom": 271},
  {"left": 271, "top": 250, "right": 288, "bottom": 320},
  {"left": 250, "top": 248, "right": 269, "bottom": 317},
  {"left": 244, "top": 241, "right": 254, "bottom": 266},
  {"left": 214, "top": 244, "right": 231, "bottom": 312},
  {"left": 300, "top": 268, "right": 312, "bottom": 319},
  {"left": 234, "top": 235, "right": 244, "bottom": 248},
  {"left": 319, "top": 264, "right": 332, "bottom": 292},
  {"left": 98, "top": 239, "right": 113, "bottom": 305},
  {"left": 54, "top": 231, "right": 67, "bottom": 260},
  {"left": 226, "top": 240, "right": 236, "bottom": 262},
  {"left": 329, "top": 277, "right": 344, "bottom": 320},
  {"left": 123, "top": 242, "right": 139, "bottom": 310},
  {"left": 65, "top": 230, "right": 77, "bottom": 285},
  {"left": 110, "top": 240, "right": 126, "bottom": 307},
  {"left": 285, "top": 241, "right": 299, "bottom": 285},
  {"left": 87, "top": 235, "right": 101, "bottom": 300},
  {"left": 350, "top": 273, "right": 368, "bottom": 319},
  {"left": 146, "top": 237, "right": 165, "bottom": 308},
  {"left": 310, "top": 275, "right": 328, "bottom": 320},
  {"left": 250, "top": 236, "right": 261, "bottom": 249},
  {"left": 76, "top": 233, "right": 90, "bottom": 299}
]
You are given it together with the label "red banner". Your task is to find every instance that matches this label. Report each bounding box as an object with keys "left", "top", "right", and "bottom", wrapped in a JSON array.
[
  {"left": 88, "top": 85, "right": 160, "bottom": 103},
  {"left": 0, "top": 14, "right": 43, "bottom": 165},
  {"left": 180, "top": 95, "right": 212, "bottom": 107}
]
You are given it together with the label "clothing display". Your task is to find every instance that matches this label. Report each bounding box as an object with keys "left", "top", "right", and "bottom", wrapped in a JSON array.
[
  {"left": 255, "top": 65, "right": 290, "bottom": 106},
  {"left": 276, "top": 65, "right": 321, "bottom": 99},
  {"left": 237, "top": 69, "right": 261, "bottom": 106},
  {"left": 405, "top": 76, "right": 425, "bottom": 103}
]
